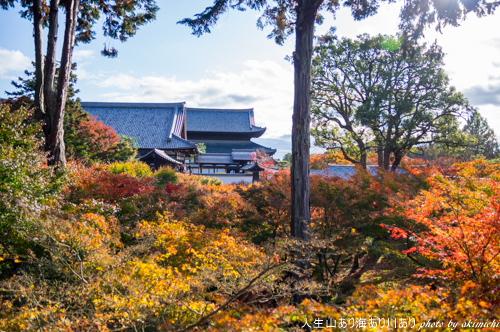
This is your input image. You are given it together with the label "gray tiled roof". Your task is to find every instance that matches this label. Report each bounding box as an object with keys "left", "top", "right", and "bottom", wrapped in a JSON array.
[
  {"left": 80, "top": 102, "right": 189, "bottom": 149},
  {"left": 187, "top": 108, "right": 266, "bottom": 133},
  {"left": 195, "top": 153, "right": 235, "bottom": 164},
  {"left": 313, "top": 165, "right": 405, "bottom": 179},
  {"left": 195, "top": 149, "right": 265, "bottom": 165},
  {"left": 231, "top": 151, "right": 256, "bottom": 161},
  {"left": 241, "top": 162, "right": 265, "bottom": 171},
  {"left": 321, "top": 165, "right": 369, "bottom": 179},
  {"left": 166, "top": 135, "right": 197, "bottom": 149},
  {"left": 193, "top": 140, "right": 276, "bottom": 155}
]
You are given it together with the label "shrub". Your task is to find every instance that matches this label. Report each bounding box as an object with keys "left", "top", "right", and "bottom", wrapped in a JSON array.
[
  {"left": 69, "top": 163, "right": 154, "bottom": 203},
  {"left": 0, "top": 104, "right": 64, "bottom": 263},
  {"left": 108, "top": 160, "right": 153, "bottom": 178},
  {"left": 153, "top": 166, "right": 178, "bottom": 187}
]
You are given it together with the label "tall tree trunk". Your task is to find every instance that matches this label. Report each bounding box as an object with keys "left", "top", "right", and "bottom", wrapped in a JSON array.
[
  {"left": 47, "top": 0, "right": 80, "bottom": 166},
  {"left": 33, "top": 0, "right": 45, "bottom": 121},
  {"left": 44, "top": 0, "right": 58, "bottom": 106},
  {"left": 42, "top": 0, "right": 58, "bottom": 153},
  {"left": 290, "top": 0, "right": 322, "bottom": 305},
  {"left": 391, "top": 149, "right": 404, "bottom": 171},
  {"left": 377, "top": 142, "right": 383, "bottom": 167},
  {"left": 383, "top": 147, "right": 391, "bottom": 170},
  {"left": 356, "top": 138, "right": 367, "bottom": 169},
  {"left": 360, "top": 152, "right": 367, "bottom": 169}
]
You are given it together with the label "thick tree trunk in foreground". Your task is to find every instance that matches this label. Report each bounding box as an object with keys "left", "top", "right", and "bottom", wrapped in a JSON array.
[
  {"left": 291, "top": 2, "right": 317, "bottom": 242},
  {"left": 32, "top": 0, "right": 80, "bottom": 167},
  {"left": 290, "top": 0, "right": 322, "bottom": 304},
  {"left": 46, "top": 0, "right": 80, "bottom": 166}
]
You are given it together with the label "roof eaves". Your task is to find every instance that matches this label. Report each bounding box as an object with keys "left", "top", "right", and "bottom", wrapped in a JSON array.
[
  {"left": 186, "top": 107, "right": 254, "bottom": 113},
  {"left": 154, "top": 149, "right": 182, "bottom": 165},
  {"left": 170, "top": 134, "right": 197, "bottom": 148}
]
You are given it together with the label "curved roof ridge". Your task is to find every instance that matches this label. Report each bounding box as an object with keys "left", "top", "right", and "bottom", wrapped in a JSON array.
[
  {"left": 81, "top": 102, "right": 186, "bottom": 108},
  {"left": 186, "top": 107, "right": 254, "bottom": 113}
]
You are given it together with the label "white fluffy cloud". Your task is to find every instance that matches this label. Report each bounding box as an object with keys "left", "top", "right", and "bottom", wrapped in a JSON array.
[
  {"left": 0, "top": 48, "right": 31, "bottom": 76},
  {"left": 73, "top": 49, "right": 95, "bottom": 62},
  {"left": 92, "top": 60, "right": 294, "bottom": 138}
]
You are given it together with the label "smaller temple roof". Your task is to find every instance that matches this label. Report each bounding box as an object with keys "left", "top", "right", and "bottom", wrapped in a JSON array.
[
  {"left": 139, "top": 149, "right": 182, "bottom": 165},
  {"left": 311, "top": 165, "right": 405, "bottom": 179},
  {"left": 231, "top": 150, "right": 256, "bottom": 161},
  {"left": 195, "top": 149, "right": 264, "bottom": 165},
  {"left": 241, "top": 162, "right": 265, "bottom": 172},
  {"left": 195, "top": 153, "right": 234, "bottom": 165},
  {"left": 165, "top": 135, "right": 198, "bottom": 150},
  {"left": 194, "top": 140, "right": 276, "bottom": 155},
  {"left": 187, "top": 108, "right": 266, "bottom": 137}
]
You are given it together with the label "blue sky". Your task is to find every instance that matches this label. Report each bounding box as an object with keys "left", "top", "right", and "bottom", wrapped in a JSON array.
[{"left": 1, "top": 1, "right": 499, "bottom": 159}]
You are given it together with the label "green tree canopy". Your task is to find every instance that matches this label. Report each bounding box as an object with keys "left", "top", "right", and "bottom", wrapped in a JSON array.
[
  {"left": 463, "top": 112, "right": 500, "bottom": 160},
  {"left": 311, "top": 32, "right": 473, "bottom": 170}
]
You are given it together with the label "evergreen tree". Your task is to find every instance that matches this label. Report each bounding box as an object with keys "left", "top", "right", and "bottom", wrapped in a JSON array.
[{"left": 1, "top": 0, "right": 158, "bottom": 166}]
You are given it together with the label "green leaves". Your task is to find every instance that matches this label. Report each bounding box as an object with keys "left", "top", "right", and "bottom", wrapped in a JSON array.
[
  {"left": 0, "top": 104, "right": 64, "bottom": 258},
  {"left": 311, "top": 33, "right": 473, "bottom": 170}
]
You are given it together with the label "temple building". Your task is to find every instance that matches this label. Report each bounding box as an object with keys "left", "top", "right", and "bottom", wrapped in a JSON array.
[
  {"left": 185, "top": 107, "right": 276, "bottom": 174},
  {"left": 80, "top": 102, "right": 198, "bottom": 169},
  {"left": 186, "top": 107, "right": 275, "bottom": 154},
  {"left": 80, "top": 102, "right": 275, "bottom": 173}
]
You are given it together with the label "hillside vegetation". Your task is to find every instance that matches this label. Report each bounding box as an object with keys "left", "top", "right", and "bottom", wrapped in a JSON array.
[{"left": 1, "top": 104, "right": 499, "bottom": 331}]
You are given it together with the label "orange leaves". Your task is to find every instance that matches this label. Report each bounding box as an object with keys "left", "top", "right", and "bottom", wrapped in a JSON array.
[
  {"left": 388, "top": 160, "right": 500, "bottom": 294},
  {"left": 77, "top": 115, "right": 120, "bottom": 154},
  {"left": 310, "top": 151, "right": 352, "bottom": 170},
  {"left": 76, "top": 213, "right": 122, "bottom": 251},
  {"left": 70, "top": 163, "right": 155, "bottom": 203}
]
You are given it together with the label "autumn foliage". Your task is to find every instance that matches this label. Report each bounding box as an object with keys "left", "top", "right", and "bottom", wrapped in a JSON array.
[
  {"left": 1, "top": 105, "right": 500, "bottom": 331},
  {"left": 310, "top": 151, "right": 379, "bottom": 170},
  {"left": 386, "top": 160, "right": 500, "bottom": 298}
]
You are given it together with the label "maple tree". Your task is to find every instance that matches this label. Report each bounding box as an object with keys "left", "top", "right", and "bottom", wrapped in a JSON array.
[
  {"left": 73, "top": 115, "right": 136, "bottom": 163},
  {"left": 386, "top": 160, "right": 500, "bottom": 298}
]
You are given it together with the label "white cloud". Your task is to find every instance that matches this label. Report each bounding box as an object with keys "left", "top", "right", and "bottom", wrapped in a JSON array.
[
  {"left": 73, "top": 49, "right": 95, "bottom": 62},
  {"left": 91, "top": 60, "right": 295, "bottom": 137},
  {"left": 0, "top": 48, "right": 31, "bottom": 76}
]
